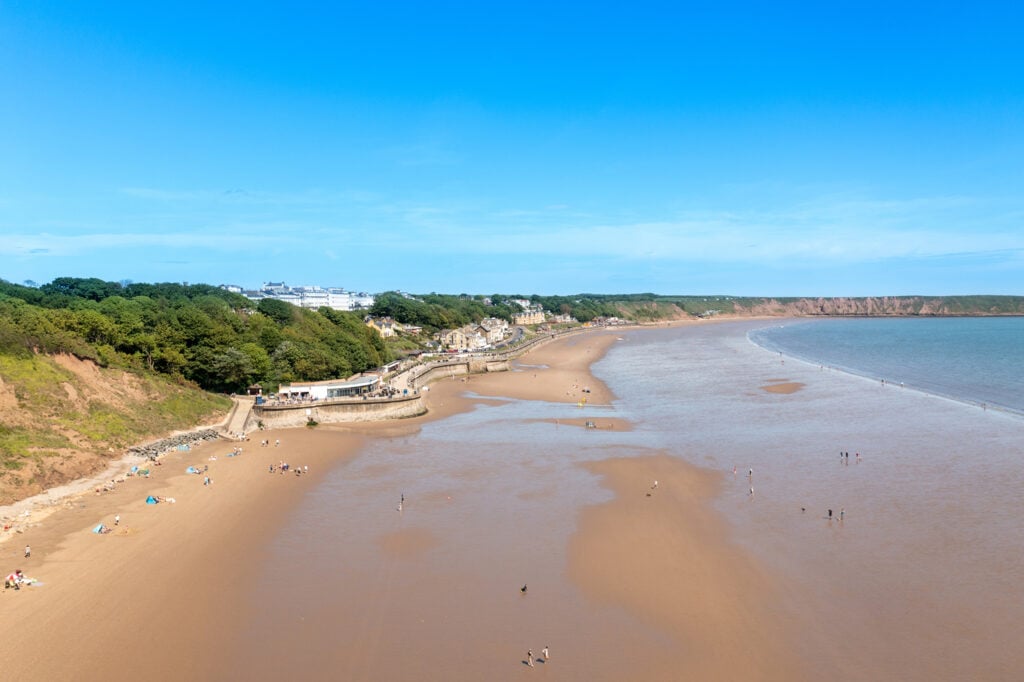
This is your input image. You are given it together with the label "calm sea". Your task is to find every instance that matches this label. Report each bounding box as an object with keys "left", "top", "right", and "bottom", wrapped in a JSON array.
[
  {"left": 228, "top": 320, "right": 1024, "bottom": 681},
  {"left": 748, "top": 317, "right": 1024, "bottom": 415}
]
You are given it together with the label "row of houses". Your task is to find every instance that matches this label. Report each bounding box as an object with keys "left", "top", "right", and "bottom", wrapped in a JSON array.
[
  {"left": 365, "top": 310, "right": 581, "bottom": 352},
  {"left": 438, "top": 317, "right": 510, "bottom": 351}
]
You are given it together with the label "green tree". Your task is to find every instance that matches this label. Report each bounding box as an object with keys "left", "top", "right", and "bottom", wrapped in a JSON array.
[{"left": 257, "top": 298, "right": 295, "bottom": 325}]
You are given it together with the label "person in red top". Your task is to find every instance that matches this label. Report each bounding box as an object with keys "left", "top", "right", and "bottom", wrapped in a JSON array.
[{"left": 5, "top": 570, "right": 24, "bottom": 590}]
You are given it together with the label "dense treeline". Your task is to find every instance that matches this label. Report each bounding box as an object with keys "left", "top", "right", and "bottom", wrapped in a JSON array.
[
  {"left": 0, "top": 278, "right": 387, "bottom": 393},
  {"left": 526, "top": 294, "right": 634, "bottom": 322},
  {"left": 370, "top": 291, "right": 635, "bottom": 327},
  {"left": 369, "top": 292, "right": 518, "bottom": 330}
]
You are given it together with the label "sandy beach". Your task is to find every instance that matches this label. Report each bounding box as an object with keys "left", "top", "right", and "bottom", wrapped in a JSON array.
[
  {"left": 4, "top": 319, "right": 1020, "bottom": 680},
  {"left": 0, "top": 330, "right": 639, "bottom": 680},
  {"left": 0, "top": 326, "right": 769, "bottom": 681}
]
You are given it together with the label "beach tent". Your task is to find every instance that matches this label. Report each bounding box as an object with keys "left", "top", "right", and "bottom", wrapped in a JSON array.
[
  {"left": 130, "top": 466, "right": 139, "bottom": 473},
  {"left": 92, "top": 523, "right": 106, "bottom": 533},
  {"left": 186, "top": 466, "right": 199, "bottom": 474},
  {"left": 145, "top": 495, "right": 159, "bottom": 505}
]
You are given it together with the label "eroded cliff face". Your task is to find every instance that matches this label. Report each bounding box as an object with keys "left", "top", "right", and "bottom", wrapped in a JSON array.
[{"left": 730, "top": 297, "right": 1021, "bottom": 317}]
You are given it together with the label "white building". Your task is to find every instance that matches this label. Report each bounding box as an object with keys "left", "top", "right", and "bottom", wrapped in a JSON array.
[
  {"left": 238, "top": 283, "right": 376, "bottom": 311},
  {"left": 278, "top": 376, "right": 380, "bottom": 400}
]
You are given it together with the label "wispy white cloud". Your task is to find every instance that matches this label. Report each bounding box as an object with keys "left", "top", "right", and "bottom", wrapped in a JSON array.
[
  {"left": 365, "top": 194, "right": 1024, "bottom": 265},
  {"left": 7, "top": 190, "right": 1022, "bottom": 275},
  {"left": 118, "top": 187, "right": 383, "bottom": 206},
  {"left": 0, "top": 231, "right": 288, "bottom": 257}
]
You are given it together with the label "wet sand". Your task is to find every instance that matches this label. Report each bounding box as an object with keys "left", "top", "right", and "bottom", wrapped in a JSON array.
[
  {"left": 569, "top": 454, "right": 801, "bottom": 680},
  {"left": 0, "top": 322, "right": 860, "bottom": 681},
  {"left": 0, "top": 330, "right": 648, "bottom": 681},
  {"left": 760, "top": 380, "right": 805, "bottom": 394}
]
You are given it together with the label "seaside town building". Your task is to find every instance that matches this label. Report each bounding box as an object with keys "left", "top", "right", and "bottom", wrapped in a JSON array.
[
  {"left": 364, "top": 315, "right": 397, "bottom": 338},
  {"left": 439, "top": 328, "right": 469, "bottom": 351},
  {"left": 225, "top": 282, "right": 376, "bottom": 311},
  {"left": 437, "top": 319, "right": 511, "bottom": 351},
  {"left": 477, "top": 317, "right": 509, "bottom": 344},
  {"left": 512, "top": 308, "right": 545, "bottom": 325}
]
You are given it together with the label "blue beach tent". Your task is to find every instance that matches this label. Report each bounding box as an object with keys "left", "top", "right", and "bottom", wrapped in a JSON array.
[
  {"left": 92, "top": 523, "right": 105, "bottom": 533},
  {"left": 145, "top": 495, "right": 158, "bottom": 504}
]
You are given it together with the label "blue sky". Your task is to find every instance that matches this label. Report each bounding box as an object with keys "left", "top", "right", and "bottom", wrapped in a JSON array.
[{"left": 2, "top": 2, "right": 1022, "bottom": 296}]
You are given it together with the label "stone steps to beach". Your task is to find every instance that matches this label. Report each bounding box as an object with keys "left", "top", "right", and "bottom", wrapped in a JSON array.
[{"left": 220, "top": 396, "right": 255, "bottom": 438}]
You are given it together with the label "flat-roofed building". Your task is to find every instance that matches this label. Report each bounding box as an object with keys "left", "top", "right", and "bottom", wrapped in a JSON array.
[{"left": 278, "top": 376, "right": 380, "bottom": 400}]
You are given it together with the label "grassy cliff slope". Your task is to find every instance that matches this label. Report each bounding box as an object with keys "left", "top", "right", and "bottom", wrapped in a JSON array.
[{"left": 0, "top": 352, "right": 230, "bottom": 504}]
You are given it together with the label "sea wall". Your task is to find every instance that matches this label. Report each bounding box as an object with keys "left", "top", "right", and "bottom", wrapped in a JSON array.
[
  {"left": 409, "top": 358, "right": 510, "bottom": 389},
  {"left": 251, "top": 394, "right": 426, "bottom": 429}
]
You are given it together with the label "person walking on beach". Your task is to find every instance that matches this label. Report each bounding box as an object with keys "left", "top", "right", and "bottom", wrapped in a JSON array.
[
  {"left": 203, "top": 475, "right": 211, "bottom": 486},
  {"left": 114, "top": 514, "right": 120, "bottom": 526},
  {"left": 527, "top": 650, "right": 534, "bottom": 667},
  {"left": 840, "top": 508, "right": 845, "bottom": 521},
  {"left": 828, "top": 509, "right": 833, "bottom": 520},
  {"left": 542, "top": 646, "right": 549, "bottom": 662},
  {"left": 24, "top": 545, "right": 30, "bottom": 559}
]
